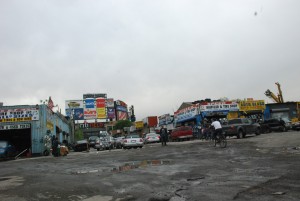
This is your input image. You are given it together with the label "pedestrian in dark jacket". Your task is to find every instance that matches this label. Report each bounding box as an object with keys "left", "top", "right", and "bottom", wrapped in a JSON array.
[
  {"left": 52, "top": 137, "right": 59, "bottom": 157},
  {"left": 160, "top": 127, "right": 168, "bottom": 146}
]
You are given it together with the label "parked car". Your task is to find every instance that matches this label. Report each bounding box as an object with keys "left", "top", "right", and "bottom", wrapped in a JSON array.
[
  {"left": 222, "top": 118, "right": 261, "bottom": 138},
  {"left": 260, "top": 118, "right": 291, "bottom": 133},
  {"left": 144, "top": 133, "right": 160, "bottom": 144},
  {"left": 73, "top": 140, "right": 90, "bottom": 152},
  {"left": 105, "top": 136, "right": 116, "bottom": 149},
  {"left": 88, "top": 136, "right": 99, "bottom": 148},
  {"left": 170, "top": 126, "right": 193, "bottom": 141},
  {"left": 94, "top": 138, "right": 106, "bottom": 151},
  {"left": 291, "top": 121, "right": 300, "bottom": 131},
  {"left": 123, "top": 134, "right": 144, "bottom": 149},
  {"left": 0, "top": 141, "right": 18, "bottom": 159},
  {"left": 115, "top": 137, "right": 125, "bottom": 149}
]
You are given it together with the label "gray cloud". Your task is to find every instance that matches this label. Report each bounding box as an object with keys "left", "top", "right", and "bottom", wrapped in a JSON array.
[{"left": 1, "top": 0, "right": 299, "bottom": 120}]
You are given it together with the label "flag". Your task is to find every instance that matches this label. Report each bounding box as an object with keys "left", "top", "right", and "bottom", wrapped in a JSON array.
[{"left": 48, "top": 96, "right": 54, "bottom": 110}]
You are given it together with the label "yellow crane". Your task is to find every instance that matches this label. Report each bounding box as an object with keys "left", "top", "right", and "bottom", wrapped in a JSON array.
[{"left": 265, "top": 82, "right": 284, "bottom": 103}]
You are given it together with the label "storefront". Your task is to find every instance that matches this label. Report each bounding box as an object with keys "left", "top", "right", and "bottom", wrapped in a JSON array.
[
  {"left": 199, "top": 101, "right": 239, "bottom": 124},
  {"left": 0, "top": 104, "right": 71, "bottom": 156},
  {"left": 264, "top": 102, "right": 299, "bottom": 122}
]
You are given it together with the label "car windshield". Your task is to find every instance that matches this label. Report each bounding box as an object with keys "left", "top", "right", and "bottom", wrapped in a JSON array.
[
  {"left": 89, "top": 136, "right": 98, "bottom": 140},
  {"left": 0, "top": 141, "right": 8, "bottom": 148},
  {"left": 281, "top": 118, "right": 290, "bottom": 122}
]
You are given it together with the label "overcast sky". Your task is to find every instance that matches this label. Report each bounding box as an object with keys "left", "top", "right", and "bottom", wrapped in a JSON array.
[{"left": 0, "top": 0, "right": 299, "bottom": 120}]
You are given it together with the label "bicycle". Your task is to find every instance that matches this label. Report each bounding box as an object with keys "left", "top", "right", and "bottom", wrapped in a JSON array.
[{"left": 214, "top": 132, "right": 227, "bottom": 148}]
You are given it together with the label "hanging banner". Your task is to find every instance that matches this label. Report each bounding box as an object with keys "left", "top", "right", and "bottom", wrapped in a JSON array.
[{"left": 107, "top": 108, "right": 116, "bottom": 119}]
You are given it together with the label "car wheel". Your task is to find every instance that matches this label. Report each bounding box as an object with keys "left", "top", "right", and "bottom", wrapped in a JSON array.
[
  {"left": 281, "top": 126, "right": 286, "bottom": 132},
  {"left": 255, "top": 128, "right": 261, "bottom": 135},
  {"left": 43, "top": 150, "right": 50, "bottom": 156},
  {"left": 237, "top": 130, "right": 243, "bottom": 139}
]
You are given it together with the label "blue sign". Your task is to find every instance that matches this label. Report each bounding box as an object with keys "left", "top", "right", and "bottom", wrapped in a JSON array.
[{"left": 85, "top": 98, "right": 95, "bottom": 109}]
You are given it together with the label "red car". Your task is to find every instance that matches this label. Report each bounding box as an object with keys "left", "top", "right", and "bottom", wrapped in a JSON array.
[{"left": 170, "top": 126, "right": 193, "bottom": 141}]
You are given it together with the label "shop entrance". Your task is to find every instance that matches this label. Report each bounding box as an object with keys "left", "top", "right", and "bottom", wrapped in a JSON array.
[{"left": 0, "top": 128, "right": 31, "bottom": 155}]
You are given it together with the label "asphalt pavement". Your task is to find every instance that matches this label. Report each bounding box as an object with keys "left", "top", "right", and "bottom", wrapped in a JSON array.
[{"left": 0, "top": 131, "right": 300, "bottom": 201}]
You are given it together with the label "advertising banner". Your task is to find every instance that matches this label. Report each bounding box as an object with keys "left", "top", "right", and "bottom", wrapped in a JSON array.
[
  {"left": 96, "top": 98, "right": 106, "bottom": 108},
  {"left": 239, "top": 100, "right": 265, "bottom": 111},
  {"left": 115, "top": 100, "right": 127, "bottom": 107},
  {"left": 74, "top": 108, "right": 84, "bottom": 120},
  {"left": 65, "top": 100, "right": 83, "bottom": 109},
  {"left": 97, "top": 108, "right": 106, "bottom": 119},
  {"left": 135, "top": 121, "right": 144, "bottom": 129},
  {"left": 0, "top": 108, "right": 39, "bottom": 122},
  {"left": 174, "top": 105, "right": 198, "bottom": 123},
  {"left": 84, "top": 108, "right": 97, "bottom": 119},
  {"left": 117, "top": 111, "right": 127, "bottom": 120},
  {"left": 158, "top": 114, "right": 173, "bottom": 126},
  {"left": 200, "top": 101, "right": 238, "bottom": 112},
  {"left": 116, "top": 106, "right": 127, "bottom": 112},
  {"left": 107, "top": 108, "right": 116, "bottom": 119},
  {"left": 106, "top": 98, "right": 114, "bottom": 108},
  {"left": 85, "top": 98, "right": 95, "bottom": 109}
]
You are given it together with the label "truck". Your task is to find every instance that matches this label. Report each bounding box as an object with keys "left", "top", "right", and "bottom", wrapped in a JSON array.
[{"left": 222, "top": 118, "right": 261, "bottom": 139}]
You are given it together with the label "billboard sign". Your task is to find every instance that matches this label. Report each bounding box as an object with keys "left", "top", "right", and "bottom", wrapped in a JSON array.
[
  {"left": 84, "top": 108, "right": 97, "bottom": 119},
  {"left": 65, "top": 100, "right": 83, "bottom": 109},
  {"left": 239, "top": 100, "right": 265, "bottom": 111},
  {"left": 174, "top": 105, "right": 198, "bottom": 123},
  {"left": 200, "top": 101, "right": 238, "bottom": 112},
  {"left": 85, "top": 98, "right": 95, "bottom": 109},
  {"left": 83, "top": 93, "right": 107, "bottom": 99},
  {"left": 0, "top": 108, "right": 39, "bottom": 122},
  {"left": 74, "top": 108, "right": 84, "bottom": 120},
  {"left": 106, "top": 98, "right": 114, "bottom": 107}
]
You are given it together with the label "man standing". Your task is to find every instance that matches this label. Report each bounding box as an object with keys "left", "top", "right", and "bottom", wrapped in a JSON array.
[{"left": 160, "top": 126, "right": 168, "bottom": 146}]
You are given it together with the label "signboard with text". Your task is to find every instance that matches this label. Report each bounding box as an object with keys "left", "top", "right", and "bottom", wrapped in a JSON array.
[
  {"left": 0, "top": 108, "right": 39, "bottom": 123},
  {"left": 239, "top": 100, "right": 265, "bottom": 111}
]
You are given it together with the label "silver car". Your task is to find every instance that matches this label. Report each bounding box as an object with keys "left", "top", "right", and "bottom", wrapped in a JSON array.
[
  {"left": 144, "top": 133, "right": 161, "bottom": 144},
  {"left": 123, "top": 134, "right": 144, "bottom": 149}
]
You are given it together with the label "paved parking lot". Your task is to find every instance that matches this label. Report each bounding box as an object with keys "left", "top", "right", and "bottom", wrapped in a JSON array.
[{"left": 1, "top": 131, "right": 300, "bottom": 201}]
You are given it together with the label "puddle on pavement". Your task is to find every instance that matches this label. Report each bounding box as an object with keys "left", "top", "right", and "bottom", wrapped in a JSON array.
[
  {"left": 111, "top": 160, "right": 173, "bottom": 173},
  {"left": 0, "top": 177, "right": 10, "bottom": 181}
]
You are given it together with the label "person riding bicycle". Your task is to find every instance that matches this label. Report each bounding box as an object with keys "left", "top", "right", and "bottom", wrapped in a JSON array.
[{"left": 211, "top": 118, "right": 223, "bottom": 140}]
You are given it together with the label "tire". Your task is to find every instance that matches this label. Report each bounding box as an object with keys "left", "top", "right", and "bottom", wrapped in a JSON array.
[
  {"left": 237, "top": 130, "right": 243, "bottom": 139},
  {"left": 43, "top": 150, "right": 50, "bottom": 156},
  {"left": 220, "top": 137, "right": 227, "bottom": 148},
  {"left": 255, "top": 128, "right": 261, "bottom": 135}
]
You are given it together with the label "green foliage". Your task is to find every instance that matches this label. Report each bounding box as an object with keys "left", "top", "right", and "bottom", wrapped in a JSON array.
[
  {"left": 75, "top": 129, "right": 84, "bottom": 141},
  {"left": 115, "top": 120, "right": 132, "bottom": 130}
]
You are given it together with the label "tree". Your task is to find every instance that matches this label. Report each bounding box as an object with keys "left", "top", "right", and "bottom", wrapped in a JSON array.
[
  {"left": 114, "top": 120, "right": 132, "bottom": 130},
  {"left": 75, "top": 129, "right": 84, "bottom": 141}
]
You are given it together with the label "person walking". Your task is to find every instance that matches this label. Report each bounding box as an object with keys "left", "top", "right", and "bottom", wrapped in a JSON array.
[{"left": 160, "top": 126, "right": 168, "bottom": 146}]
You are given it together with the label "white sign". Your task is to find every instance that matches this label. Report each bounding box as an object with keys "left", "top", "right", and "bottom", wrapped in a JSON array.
[{"left": 200, "top": 102, "right": 238, "bottom": 112}]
